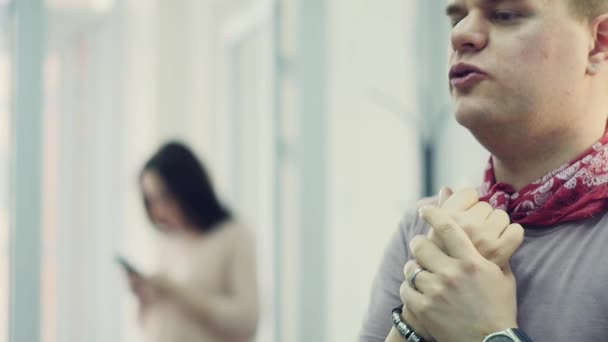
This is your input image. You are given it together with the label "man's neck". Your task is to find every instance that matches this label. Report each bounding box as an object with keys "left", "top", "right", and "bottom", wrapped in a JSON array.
[
  {"left": 492, "top": 126, "right": 606, "bottom": 191},
  {"left": 478, "top": 75, "right": 608, "bottom": 191}
]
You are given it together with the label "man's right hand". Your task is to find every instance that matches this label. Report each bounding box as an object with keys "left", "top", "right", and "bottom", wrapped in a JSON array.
[{"left": 427, "top": 187, "right": 524, "bottom": 269}]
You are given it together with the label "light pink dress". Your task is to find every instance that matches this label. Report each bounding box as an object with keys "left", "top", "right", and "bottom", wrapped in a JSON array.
[{"left": 141, "top": 220, "right": 258, "bottom": 342}]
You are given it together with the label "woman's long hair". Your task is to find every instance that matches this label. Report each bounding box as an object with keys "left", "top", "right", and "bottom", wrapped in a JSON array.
[{"left": 141, "top": 141, "right": 231, "bottom": 232}]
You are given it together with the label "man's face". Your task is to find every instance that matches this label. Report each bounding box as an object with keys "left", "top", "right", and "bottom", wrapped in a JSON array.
[{"left": 446, "top": 0, "right": 593, "bottom": 136}]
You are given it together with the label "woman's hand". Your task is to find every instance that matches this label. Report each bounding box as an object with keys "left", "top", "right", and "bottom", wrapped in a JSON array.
[{"left": 127, "top": 273, "right": 174, "bottom": 321}]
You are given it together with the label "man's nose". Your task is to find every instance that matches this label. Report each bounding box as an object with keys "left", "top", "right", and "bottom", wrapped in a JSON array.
[{"left": 450, "top": 14, "right": 489, "bottom": 53}]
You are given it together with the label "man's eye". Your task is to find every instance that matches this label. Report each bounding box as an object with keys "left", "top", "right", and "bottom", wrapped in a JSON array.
[{"left": 491, "top": 11, "right": 522, "bottom": 23}]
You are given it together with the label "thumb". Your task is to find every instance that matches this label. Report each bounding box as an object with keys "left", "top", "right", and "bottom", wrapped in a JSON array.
[
  {"left": 420, "top": 206, "right": 478, "bottom": 260},
  {"left": 438, "top": 186, "right": 454, "bottom": 207},
  {"left": 427, "top": 187, "right": 453, "bottom": 248},
  {"left": 427, "top": 186, "right": 452, "bottom": 250}
]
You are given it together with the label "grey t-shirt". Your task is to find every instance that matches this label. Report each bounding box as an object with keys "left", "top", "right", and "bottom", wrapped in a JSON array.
[{"left": 359, "top": 208, "right": 608, "bottom": 342}]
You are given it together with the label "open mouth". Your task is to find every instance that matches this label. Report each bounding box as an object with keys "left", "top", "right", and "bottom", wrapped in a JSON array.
[
  {"left": 449, "top": 63, "right": 487, "bottom": 89},
  {"left": 449, "top": 63, "right": 485, "bottom": 80},
  {"left": 451, "top": 69, "right": 475, "bottom": 79}
]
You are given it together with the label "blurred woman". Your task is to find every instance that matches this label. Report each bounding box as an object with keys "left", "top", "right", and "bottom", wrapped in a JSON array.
[{"left": 129, "top": 141, "right": 258, "bottom": 342}]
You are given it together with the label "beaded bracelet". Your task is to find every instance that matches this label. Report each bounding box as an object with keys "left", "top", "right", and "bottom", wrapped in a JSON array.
[{"left": 391, "top": 307, "right": 425, "bottom": 342}]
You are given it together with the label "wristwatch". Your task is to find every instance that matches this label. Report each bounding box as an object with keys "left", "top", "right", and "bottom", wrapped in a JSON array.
[{"left": 483, "top": 328, "right": 533, "bottom": 342}]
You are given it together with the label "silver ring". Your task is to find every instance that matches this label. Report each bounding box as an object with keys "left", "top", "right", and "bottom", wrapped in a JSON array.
[{"left": 409, "top": 267, "right": 425, "bottom": 292}]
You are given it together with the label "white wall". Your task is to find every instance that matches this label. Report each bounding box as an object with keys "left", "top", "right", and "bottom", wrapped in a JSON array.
[
  {"left": 0, "top": 7, "right": 12, "bottom": 342},
  {"left": 435, "top": 119, "right": 489, "bottom": 192},
  {"left": 327, "top": 0, "right": 421, "bottom": 341}
]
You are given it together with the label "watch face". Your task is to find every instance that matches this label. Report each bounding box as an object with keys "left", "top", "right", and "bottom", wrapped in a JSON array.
[{"left": 486, "top": 335, "right": 515, "bottom": 342}]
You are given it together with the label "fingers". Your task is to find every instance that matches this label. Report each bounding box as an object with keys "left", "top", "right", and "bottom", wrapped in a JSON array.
[
  {"left": 453, "top": 201, "right": 493, "bottom": 235},
  {"left": 492, "top": 223, "right": 525, "bottom": 268},
  {"left": 417, "top": 187, "right": 473, "bottom": 212},
  {"left": 422, "top": 188, "right": 523, "bottom": 268},
  {"left": 460, "top": 206, "right": 520, "bottom": 267},
  {"left": 403, "top": 259, "right": 440, "bottom": 295},
  {"left": 465, "top": 207, "right": 508, "bottom": 260},
  {"left": 500, "top": 223, "right": 524, "bottom": 241},
  {"left": 409, "top": 235, "right": 456, "bottom": 272},
  {"left": 438, "top": 187, "right": 454, "bottom": 207},
  {"left": 450, "top": 201, "right": 520, "bottom": 266},
  {"left": 419, "top": 206, "right": 479, "bottom": 260},
  {"left": 483, "top": 209, "right": 511, "bottom": 239},
  {"left": 468, "top": 222, "right": 523, "bottom": 269},
  {"left": 401, "top": 278, "right": 430, "bottom": 318},
  {"left": 416, "top": 185, "right": 451, "bottom": 210},
  {"left": 441, "top": 188, "right": 478, "bottom": 215},
  {"left": 417, "top": 195, "right": 440, "bottom": 209},
  {"left": 426, "top": 187, "right": 454, "bottom": 246}
]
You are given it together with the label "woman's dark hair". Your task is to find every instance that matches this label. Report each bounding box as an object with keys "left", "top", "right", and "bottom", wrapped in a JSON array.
[{"left": 141, "top": 141, "right": 231, "bottom": 232}]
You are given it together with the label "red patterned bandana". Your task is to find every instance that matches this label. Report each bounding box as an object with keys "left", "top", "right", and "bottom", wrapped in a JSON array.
[{"left": 479, "top": 133, "right": 608, "bottom": 227}]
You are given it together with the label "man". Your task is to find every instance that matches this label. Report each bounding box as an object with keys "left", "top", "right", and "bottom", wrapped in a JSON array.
[{"left": 359, "top": 0, "right": 608, "bottom": 341}]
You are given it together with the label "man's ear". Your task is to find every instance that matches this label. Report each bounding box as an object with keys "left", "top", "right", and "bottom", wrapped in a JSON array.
[{"left": 588, "top": 14, "right": 608, "bottom": 75}]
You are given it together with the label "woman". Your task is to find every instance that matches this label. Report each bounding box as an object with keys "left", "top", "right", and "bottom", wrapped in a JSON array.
[{"left": 129, "top": 141, "right": 258, "bottom": 342}]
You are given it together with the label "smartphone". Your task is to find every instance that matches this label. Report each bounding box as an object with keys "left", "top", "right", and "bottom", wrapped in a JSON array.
[{"left": 116, "top": 255, "right": 141, "bottom": 276}]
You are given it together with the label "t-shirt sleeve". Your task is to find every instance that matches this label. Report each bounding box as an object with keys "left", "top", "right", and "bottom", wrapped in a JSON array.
[{"left": 358, "top": 210, "right": 423, "bottom": 342}]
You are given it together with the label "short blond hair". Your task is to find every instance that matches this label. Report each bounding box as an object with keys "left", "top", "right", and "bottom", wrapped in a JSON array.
[{"left": 568, "top": 0, "right": 608, "bottom": 20}]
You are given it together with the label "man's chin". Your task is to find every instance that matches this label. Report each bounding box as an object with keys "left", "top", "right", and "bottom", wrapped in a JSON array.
[
  {"left": 454, "top": 101, "right": 483, "bottom": 124},
  {"left": 453, "top": 102, "right": 498, "bottom": 132}
]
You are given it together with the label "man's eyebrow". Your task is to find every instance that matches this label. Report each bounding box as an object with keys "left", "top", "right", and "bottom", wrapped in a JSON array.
[
  {"left": 445, "top": 0, "right": 525, "bottom": 15},
  {"left": 445, "top": 3, "right": 465, "bottom": 16},
  {"left": 445, "top": 4, "right": 465, "bottom": 17}
]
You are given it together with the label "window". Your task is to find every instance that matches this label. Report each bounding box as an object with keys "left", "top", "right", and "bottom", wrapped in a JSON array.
[{"left": 0, "top": 3, "right": 12, "bottom": 342}]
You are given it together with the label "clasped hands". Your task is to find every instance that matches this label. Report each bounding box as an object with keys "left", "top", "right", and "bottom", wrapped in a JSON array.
[{"left": 400, "top": 188, "right": 524, "bottom": 342}]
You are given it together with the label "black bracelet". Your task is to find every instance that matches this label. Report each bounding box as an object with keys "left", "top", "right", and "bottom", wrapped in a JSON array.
[
  {"left": 512, "top": 328, "right": 534, "bottom": 342},
  {"left": 391, "top": 307, "right": 425, "bottom": 342}
]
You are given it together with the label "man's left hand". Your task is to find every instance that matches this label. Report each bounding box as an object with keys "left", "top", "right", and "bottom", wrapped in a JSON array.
[{"left": 402, "top": 206, "right": 518, "bottom": 342}]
